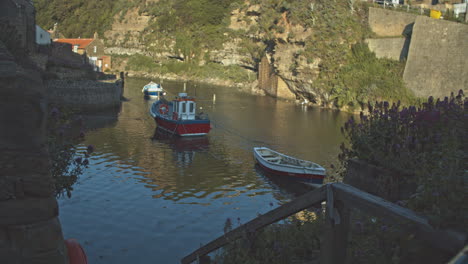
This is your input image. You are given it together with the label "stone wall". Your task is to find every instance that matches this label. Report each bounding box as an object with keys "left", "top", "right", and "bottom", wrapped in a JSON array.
[
  {"left": 258, "top": 56, "right": 277, "bottom": 97},
  {"left": 258, "top": 56, "right": 296, "bottom": 100},
  {"left": 403, "top": 16, "right": 468, "bottom": 99},
  {"left": 0, "top": 43, "right": 68, "bottom": 264},
  {"left": 368, "top": 7, "right": 418, "bottom": 37},
  {"left": 365, "top": 37, "right": 409, "bottom": 61},
  {"left": 276, "top": 76, "right": 296, "bottom": 100},
  {"left": 47, "top": 79, "right": 123, "bottom": 111}
]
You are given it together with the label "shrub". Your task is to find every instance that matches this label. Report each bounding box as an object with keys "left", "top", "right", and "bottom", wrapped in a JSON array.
[
  {"left": 48, "top": 106, "right": 91, "bottom": 198},
  {"left": 337, "top": 91, "right": 467, "bottom": 230}
]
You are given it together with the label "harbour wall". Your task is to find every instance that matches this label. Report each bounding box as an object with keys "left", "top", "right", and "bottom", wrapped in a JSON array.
[
  {"left": 403, "top": 16, "right": 468, "bottom": 99},
  {"left": 368, "top": 7, "right": 417, "bottom": 37},
  {"left": 47, "top": 80, "right": 123, "bottom": 112},
  {"left": 365, "top": 38, "right": 409, "bottom": 61}
]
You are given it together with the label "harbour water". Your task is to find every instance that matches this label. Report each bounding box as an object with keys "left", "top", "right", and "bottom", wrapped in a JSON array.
[{"left": 58, "top": 78, "right": 351, "bottom": 263}]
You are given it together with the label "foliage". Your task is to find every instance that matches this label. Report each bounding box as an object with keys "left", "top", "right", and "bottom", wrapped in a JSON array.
[
  {"left": 125, "top": 55, "right": 251, "bottom": 83},
  {"left": 143, "top": 0, "right": 242, "bottom": 62},
  {"left": 214, "top": 210, "right": 322, "bottom": 264},
  {"left": 337, "top": 91, "right": 467, "bottom": 230},
  {"left": 347, "top": 212, "right": 453, "bottom": 264},
  {"left": 48, "top": 106, "right": 92, "bottom": 198},
  {"left": 33, "top": 0, "right": 145, "bottom": 38},
  {"left": 331, "top": 44, "right": 412, "bottom": 109}
]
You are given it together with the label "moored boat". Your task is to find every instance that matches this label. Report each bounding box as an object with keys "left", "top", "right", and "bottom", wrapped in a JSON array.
[
  {"left": 253, "top": 147, "right": 326, "bottom": 187},
  {"left": 150, "top": 93, "right": 211, "bottom": 136},
  {"left": 142, "top": 81, "right": 164, "bottom": 99}
]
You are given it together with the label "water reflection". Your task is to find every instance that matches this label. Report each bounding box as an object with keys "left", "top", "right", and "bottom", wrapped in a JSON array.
[
  {"left": 254, "top": 164, "right": 313, "bottom": 198},
  {"left": 58, "top": 78, "right": 351, "bottom": 264},
  {"left": 151, "top": 128, "right": 209, "bottom": 167}
]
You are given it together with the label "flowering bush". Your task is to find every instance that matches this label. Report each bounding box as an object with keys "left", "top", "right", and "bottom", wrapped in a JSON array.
[
  {"left": 48, "top": 106, "right": 92, "bottom": 198},
  {"left": 338, "top": 91, "right": 467, "bottom": 229}
]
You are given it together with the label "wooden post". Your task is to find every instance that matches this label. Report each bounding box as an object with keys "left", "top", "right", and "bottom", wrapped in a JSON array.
[{"left": 320, "top": 186, "right": 350, "bottom": 264}]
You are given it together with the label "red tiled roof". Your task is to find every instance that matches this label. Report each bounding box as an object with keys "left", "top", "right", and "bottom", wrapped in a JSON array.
[{"left": 54, "top": 39, "right": 94, "bottom": 49}]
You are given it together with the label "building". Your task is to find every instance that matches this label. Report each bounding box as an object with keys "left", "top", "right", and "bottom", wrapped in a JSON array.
[
  {"left": 54, "top": 32, "right": 109, "bottom": 71},
  {"left": 35, "top": 25, "right": 51, "bottom": 45}
]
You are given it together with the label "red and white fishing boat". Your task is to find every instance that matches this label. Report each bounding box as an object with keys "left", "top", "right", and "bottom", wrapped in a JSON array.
[
  {"left": 253, "top": 147, "right": 326, "bottom": 187},
  {"left": 150, "top": 93, "right": 211, "bottom": 136}
]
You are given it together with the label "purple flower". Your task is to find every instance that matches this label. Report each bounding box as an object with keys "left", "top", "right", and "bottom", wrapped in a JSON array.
[
  {"left": 50, "top": 107, "right": 60, "bottom": 117},
  {"left": 87, "top": 145, "right": 94, "bottom": 154},
  {"left": 355, "top": 221, "right": 364, "bottom": 233},
  {"left": 269, "top": 202, "right": 274, "bottom": 207},
  {"left": 75, "top": 157, "right": 83, "bottom": 163},
  {"left": 399, "top": 107, "right": 409, "bottom": 118}
]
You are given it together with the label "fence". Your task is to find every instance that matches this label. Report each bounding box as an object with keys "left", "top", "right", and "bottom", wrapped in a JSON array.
[{"left": 181, "top": 182, "right": 466, "bottom": 264}]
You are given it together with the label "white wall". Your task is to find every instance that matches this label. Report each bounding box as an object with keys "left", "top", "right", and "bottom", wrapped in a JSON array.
[{"left": 35, "top": 25, "right": 51, "bottom": 45}]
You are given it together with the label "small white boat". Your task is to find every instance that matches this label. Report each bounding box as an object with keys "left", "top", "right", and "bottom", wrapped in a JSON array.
[
  {"left": 253, "top": 147, "right": 326, "bottom": 187},
  {"left": 142, "top": 81, "right": 164, "bottom": 99}
]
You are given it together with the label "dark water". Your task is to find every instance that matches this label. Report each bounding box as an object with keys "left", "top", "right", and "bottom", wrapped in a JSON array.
[{"left": 58, "top": 78, "right": 351, "bottom": 263}]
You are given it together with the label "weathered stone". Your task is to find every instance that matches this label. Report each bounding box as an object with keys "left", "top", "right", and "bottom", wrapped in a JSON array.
[
  {"left": 8, "top": 218, "right": 66, "bottom": 259},
  {"left": 46, "top": 79, "right": 123, "bottom": 112},
  {"left": 403, "top": 16, "right": 468, "bottom": 99},
  {"left": 366, "top": 37, "right": 409, "bottom": 61},
  {"left": 0, "top": 247, "right": 21, "bottom": 264},
  {"left": 368, "top": 7, "right": 417, "bottom": 37},
  {"left": 0, "top": 150, "right": 49, "bottom": 176},
  {"left": 0, "top": 197, "right": 58, "bottom": 226}
]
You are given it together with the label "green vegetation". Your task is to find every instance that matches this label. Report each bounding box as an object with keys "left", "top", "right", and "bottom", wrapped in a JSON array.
[
  {"left": 142, "top": 0, "right": 242, "bottom": 63},
  {"left": 331, "top": 44, "right": 412, "bottom": 109},
  {"left": 214, "top": 211, "right": 323, "bottom": 264},
  {"left": 126, "top": 54, "right": 250, "bottom": 83},
  {"left": 33, "top": 0, "right": 146, "bottom": 37},
  {"left": 35, "top": 0, "right": 414, "bottom": 108}
]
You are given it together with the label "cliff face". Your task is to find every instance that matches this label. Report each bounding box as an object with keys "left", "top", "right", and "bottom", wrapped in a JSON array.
[{"left": 103, "top": 1, "right": 367, "bottom": 107}]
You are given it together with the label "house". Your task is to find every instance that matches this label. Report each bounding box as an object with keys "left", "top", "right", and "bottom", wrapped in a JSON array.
[
  {"left": 0, "top": 0, "right": 36, "bottom": 52},
  {"left": 54, "top": 32, "right": 109, "bottom": 71},
  {"left": 35, "top": 25, "right": 51, "bottom": 46}
]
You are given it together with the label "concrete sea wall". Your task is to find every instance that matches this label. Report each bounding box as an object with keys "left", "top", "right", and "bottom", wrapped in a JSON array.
[
  {"left": 366, "top": 38, "right": 409, "bottom": 61},
  {"left": 403, "top": 16, "right": 468, "bottom": 99},
  {"left": 47, "top": 80, "right": 123, "bottom": 112},
  {"left": 368, "top": 7, "right": 418, "bottom": 37}
]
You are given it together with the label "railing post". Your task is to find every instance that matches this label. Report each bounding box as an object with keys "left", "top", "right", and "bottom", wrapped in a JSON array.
[{"left": 321, "top": 185, "right": 351, "bottom": 264}]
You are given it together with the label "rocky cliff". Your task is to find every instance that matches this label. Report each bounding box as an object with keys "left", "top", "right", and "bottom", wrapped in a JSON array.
[{"left": 102, "top": 1, "right": 416, "bottom": 111}]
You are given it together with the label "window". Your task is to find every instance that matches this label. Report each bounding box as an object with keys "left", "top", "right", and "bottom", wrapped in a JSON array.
[
  {"left": 73, "top": 45, "right": 78, "bottom": 53},
  {"left": 181, "top": 102, "right": 186, "bottom": 113},
  {"left": 189, "top": 102, "right": 194, "bottom": 113},
  {"left": 93, "top": 46, "right": 97, "bottom": 53}
]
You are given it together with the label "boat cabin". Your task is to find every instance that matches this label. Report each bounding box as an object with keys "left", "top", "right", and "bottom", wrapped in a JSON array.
[{"left": 172, "top": 93, "right": 196, "bottom": 120}]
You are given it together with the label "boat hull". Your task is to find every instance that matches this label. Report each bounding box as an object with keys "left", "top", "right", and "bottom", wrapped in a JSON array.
[
  {"left": 255, "top": 157, "right": 325, "bottom": 185},
  {"left": 155, "top": 116, "right": 210, "bottom": 136},
  {"left": 144, "top": 90, "right": 162, "bottom": 99}
]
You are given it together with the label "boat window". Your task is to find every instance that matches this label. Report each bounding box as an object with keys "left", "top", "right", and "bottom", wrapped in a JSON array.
[
  {"left": 189, "top": 102, "right": 194, "bottom": 113},
  {"left": 181, "top": 102, "right": 186, "bottom": 113}
]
